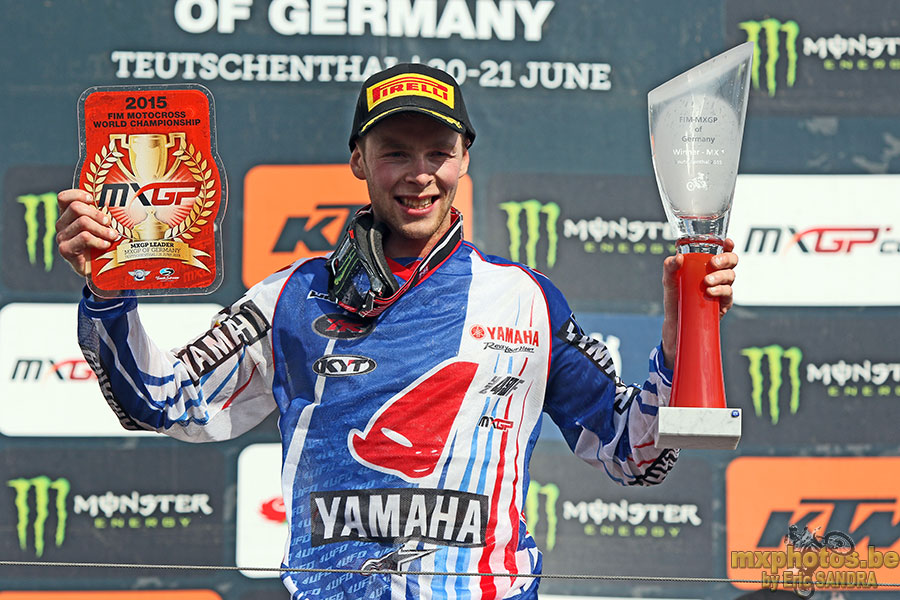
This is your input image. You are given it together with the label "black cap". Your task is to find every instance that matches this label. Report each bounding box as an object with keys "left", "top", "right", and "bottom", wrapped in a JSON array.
[{"left": 349, "top": 63, "right": 476, "bottom": 150}]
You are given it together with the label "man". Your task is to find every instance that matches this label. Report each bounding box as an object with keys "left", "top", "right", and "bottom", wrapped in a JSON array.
[{"left": 56, "top": 63, "right": 738, "bottom": 599}]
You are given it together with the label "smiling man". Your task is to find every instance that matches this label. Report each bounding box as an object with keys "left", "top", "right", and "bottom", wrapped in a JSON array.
[{"left": 56, "top": 63, "right": 737, "bottom": 599}]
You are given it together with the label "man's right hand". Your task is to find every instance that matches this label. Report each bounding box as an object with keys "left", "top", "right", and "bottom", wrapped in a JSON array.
[{"left": 56, "top": 189, "right": 119, "bottom": 277}]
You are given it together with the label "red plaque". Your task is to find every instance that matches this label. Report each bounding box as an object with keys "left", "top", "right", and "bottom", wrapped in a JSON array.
[{"left": 76, "top": 84, "right": 226, "bottom": 297}]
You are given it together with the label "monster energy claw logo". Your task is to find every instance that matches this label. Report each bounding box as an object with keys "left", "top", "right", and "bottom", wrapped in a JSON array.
[
  {"left": 499, "top": 200, "right": 560, "bottom": 270},
  {"left": 7, "top": 476, "right": 70, "bottom": 557},
  {"left": 741, "top": 345, "right": 803, "bottom": 425},
  {"left": 739, "top": 18, "right": 799, "bottom": 96},
  {"left": 18, "top": 192, "right": 58, "bottom": 272},
  {"left": 525, "top": 481, "right": 559, "bottom": 550}
]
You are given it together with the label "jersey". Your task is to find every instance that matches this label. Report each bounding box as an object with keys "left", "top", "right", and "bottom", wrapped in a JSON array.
[{"left": 77, "top": 239, "right": 678, "bottom": 600}]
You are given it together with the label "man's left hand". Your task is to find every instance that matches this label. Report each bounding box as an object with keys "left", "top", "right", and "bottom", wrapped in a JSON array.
[{"left": 660, "top": 238, "right": 738, "bottom": 369}]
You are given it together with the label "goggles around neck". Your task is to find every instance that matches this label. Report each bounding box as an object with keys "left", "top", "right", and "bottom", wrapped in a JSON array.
[{"left": 325, "top": 206, "right": 464, "bottom": 318}]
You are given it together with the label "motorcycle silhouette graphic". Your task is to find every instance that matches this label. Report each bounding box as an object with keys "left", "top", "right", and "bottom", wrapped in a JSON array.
[
  {"left": 782, "top": 524, "right": 855, "bottom": 599},
  {"left": 685, "top": 172, "right": 709, "bottom": 191}
]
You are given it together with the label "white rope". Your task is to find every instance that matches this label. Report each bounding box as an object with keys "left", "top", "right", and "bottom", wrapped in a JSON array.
[{"left": 1, "top": 559, "right": 898, "bottom": 588}]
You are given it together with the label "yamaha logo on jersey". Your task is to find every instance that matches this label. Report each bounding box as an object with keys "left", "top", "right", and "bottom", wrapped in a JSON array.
[
  {"left": 312, "top": 355, "right": 376, "bottom": 377},
  {"left": 310, "top": 488, "right": 487, "bottom": 548},
  {"left": 176, "top": 301, "right": 270, "bottom": 381},
  {"left": 470, "top": 324, "right": 540, "bottom": 347},
  {"left": 312, "top": 313, "right": 375, "bottom": 340}
]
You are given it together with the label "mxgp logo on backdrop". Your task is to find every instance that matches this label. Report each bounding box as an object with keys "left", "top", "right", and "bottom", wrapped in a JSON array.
[
  {"left": 10, "top": 358, "right": 96, "bottom": 382},
  {"left": 730, "top": 175, "right": 900, "bottom": 306},
  {"left": 242, "top": 165, "right": 472, "bottom": 288},
  {"left": 742, "top": 226, "right": 898, "bottom": 255}
]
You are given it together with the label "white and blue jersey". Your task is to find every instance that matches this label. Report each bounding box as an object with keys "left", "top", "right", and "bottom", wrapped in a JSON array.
[{"left": 78, "top": 237, "right": 678, "bottom": 600}]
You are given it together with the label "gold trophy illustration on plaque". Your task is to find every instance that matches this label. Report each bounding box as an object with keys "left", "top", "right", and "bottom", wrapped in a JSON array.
[{"left": 76, "top": 85, "right": 226, "bottom": 296}]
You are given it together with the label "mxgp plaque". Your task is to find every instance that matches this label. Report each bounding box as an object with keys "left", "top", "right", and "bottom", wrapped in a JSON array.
[{"left": 76, "top": 84, "right": 227, "bottom": 297}]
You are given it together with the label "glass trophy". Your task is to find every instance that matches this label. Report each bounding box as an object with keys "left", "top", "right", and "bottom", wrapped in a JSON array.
[{"left": 648, "top": 42, "right": 753, "bottom": 450}]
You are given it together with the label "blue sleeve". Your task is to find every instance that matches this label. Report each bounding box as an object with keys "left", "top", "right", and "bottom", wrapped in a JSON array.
[
  {"left": 76, "top": 268, "right": 286, "bottom": 442},
  {"left": 537, "top": 272, "right": 679, "bottom": 486}
]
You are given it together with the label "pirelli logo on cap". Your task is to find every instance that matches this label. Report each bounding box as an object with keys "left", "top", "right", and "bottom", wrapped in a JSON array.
[{"left": 367, "top": 74, "right": 454, "bottom": 110}]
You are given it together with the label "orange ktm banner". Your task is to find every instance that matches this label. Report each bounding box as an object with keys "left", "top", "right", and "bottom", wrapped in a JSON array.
[
  {"left": 242, "top": 164, "right": 474, "bottom": 288},
  {"left": 0, "top": 592, "right": 221, "bottom": 599},
  {"left": 727, "top": 457, "right": 900, "bottom": 593}
]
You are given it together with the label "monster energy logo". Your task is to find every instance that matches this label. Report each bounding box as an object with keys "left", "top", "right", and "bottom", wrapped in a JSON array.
[
  {"left": 525, "top": 481, "right": 559, "bottom": 550},
  {"left": 741, "top": 345, "right": 803, "bottom": 425},
  {"left": 739, "top": 18, "right": 800, "bottom": 96},
  {"left": 17, "top": 192, "right": 58, "bottom": 272},
  {"left": 7, "top": 476, "right": 70, "bottom": 557},
  {"left": 499, "top": 200, "right": 560, "bottom": 270}
]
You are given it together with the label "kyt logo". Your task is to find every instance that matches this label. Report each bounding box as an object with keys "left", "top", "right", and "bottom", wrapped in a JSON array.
[
  {"left": 311, "top": 355, "right": 376, "bottom": 377},
  {"left": 498, "top": 199, "right": 560, "bottom": 270},
  {"left": 741, "top": 345, "right": 803, "bottom": 425},
  {"left": 17, "top": 192, "right": 58, "bottom": 272},
  {"left": 525, "top": 481, "right": 559, "bottom": 551},
  {"left": 738, "top": 18, "right": 799, "bottom": 96},
  {"left": 7, "top": 476, "right": 70, "bottom": 557}
]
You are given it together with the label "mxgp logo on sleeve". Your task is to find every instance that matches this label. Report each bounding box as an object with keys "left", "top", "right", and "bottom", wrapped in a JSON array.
[{"left": 242, "top": 165, "right": 472, "bottom": 288}]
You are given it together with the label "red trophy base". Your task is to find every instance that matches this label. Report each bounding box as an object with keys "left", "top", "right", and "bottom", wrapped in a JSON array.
[{"left": 655, "top": 251, "right": 742, "bottom": 450}]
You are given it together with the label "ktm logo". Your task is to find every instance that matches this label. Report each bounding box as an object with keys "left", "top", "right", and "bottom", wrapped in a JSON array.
[
  {"left": 243, "top": 165, "right": 473, "bottom": 288},
  {"left": 726, "top": 457, "right": 900, "bottom": 591}
]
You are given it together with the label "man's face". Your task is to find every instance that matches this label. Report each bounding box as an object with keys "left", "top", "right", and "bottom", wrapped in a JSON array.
[{"left": 350, "top": 112, "right": 469, "bottom": 258}]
